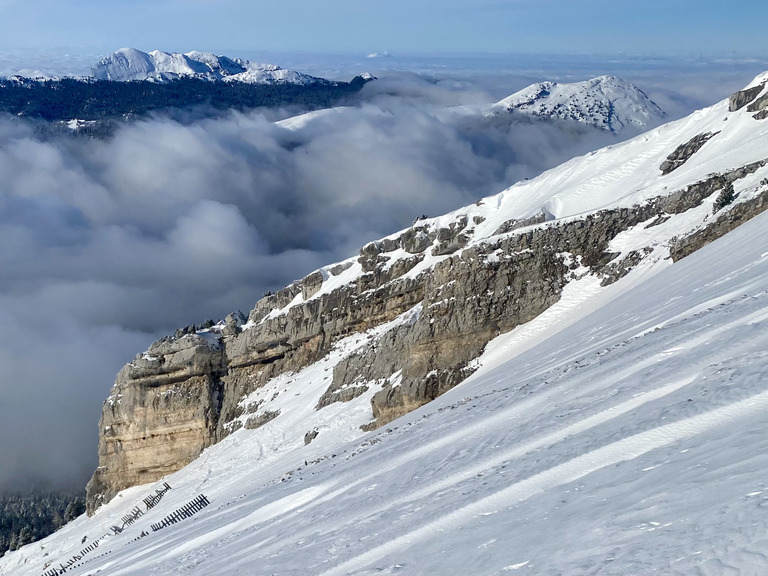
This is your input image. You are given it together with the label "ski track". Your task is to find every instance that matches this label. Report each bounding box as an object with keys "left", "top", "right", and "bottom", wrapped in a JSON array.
[
  {"left": 321, "top": 387, "right": 768, "bottom": 576},
  {"left": 100, "top": 249, "right": 768, "bottom": 575}
]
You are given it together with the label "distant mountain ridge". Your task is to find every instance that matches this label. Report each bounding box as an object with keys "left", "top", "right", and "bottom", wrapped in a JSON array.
[
  {"left": 91, "top": 48, "right": 325, "bottom": 85},
  {"left": 495, "top": 75, "right": 666, "bottom": 133},
  {"left": 0, "top": 48, "right": 374, "bottom": 124}
]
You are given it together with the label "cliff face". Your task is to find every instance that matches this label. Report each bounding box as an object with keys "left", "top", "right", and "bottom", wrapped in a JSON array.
[
  {"left": 86, "top": 335, "right": 225, "bottom": 513},
  {"left": 86, "top": 77, "right": 768, "bottom": 515}
]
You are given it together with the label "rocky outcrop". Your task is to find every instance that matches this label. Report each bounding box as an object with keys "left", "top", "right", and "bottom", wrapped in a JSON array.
[
  {"left": 729, "top": 83, "right": 766, "bottom": 111},
  {"left": 86, "top": 154, "right": 768, "bottom": 515},
  {"left": 671, "top": 186, "right": 768, "bottom": 261},
  {"left": 85, "top": 334, "right": 225, "bottom": 514},
  {"left": 660, "top": 132, "right": 718, "bottom": 175},
  {"left": 748, "top": 93, "right": 768, "bottom": 114}
]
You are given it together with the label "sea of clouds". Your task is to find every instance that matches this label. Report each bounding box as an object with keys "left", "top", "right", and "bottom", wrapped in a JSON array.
[{"left": 0, "top": 50, "right": 765, "bottom": 489}]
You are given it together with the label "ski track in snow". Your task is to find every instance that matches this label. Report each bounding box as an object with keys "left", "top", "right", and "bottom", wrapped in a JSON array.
[{"left": 321, "top": 387, "right": 768, "bottom": 576}]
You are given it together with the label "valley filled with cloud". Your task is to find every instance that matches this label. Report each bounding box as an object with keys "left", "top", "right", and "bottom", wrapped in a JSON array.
[{"left": 0, "top": 57, "right": 764, "bottom": 489}]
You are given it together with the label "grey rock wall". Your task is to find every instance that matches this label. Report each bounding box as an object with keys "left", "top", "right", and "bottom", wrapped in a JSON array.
[{"left": 86, "top": 154, "right": 768, "bottom": 514}]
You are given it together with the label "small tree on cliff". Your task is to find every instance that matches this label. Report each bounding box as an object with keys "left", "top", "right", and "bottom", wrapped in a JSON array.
[{"left": 713, "top": 180, "right": 735, "bottom": 213}]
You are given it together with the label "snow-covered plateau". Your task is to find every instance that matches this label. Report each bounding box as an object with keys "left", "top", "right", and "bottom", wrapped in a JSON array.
[
  {"left": 90, "top": 47, "right": 326, "bottom": 84},
  {"left": 2, "top": 72, "right": 768, "bottom": 576}
]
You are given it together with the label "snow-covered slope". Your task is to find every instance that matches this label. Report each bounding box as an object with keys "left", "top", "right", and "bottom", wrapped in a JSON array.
[
  {"left": 2, "top": 73, "right": 768, "bottom": 576},
  {"left": 91, "top": 48, "right": 325, "bottom": 84},
  {"left": 495, "top": 75, "right": 666, "bottom": 133}
]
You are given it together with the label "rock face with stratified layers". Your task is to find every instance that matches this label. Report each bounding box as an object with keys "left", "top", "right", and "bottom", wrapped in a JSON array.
[
  {"left": 86, "top": 76, "right": 768, "bottom": 515},
  {"left": 85, "top": 335, "right": 226, "bottom": 514}
]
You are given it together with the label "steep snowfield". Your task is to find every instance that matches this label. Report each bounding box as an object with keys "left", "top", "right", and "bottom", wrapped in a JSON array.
[
  {"left": 2, "top": 74, "right": 768, "bottom": 576},
  {"left": 91, "top": 48, "right": 324, "bottom": 85},
  {"left": 4, "top": 187, "right": 767, "bottom": 576},
  {"left": 495, "top": 75, "right": 666, "bottom": 133}
]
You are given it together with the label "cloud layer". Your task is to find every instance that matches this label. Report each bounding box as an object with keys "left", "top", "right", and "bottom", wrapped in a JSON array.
[{"left": 0, "top": 71, "right": 696, "bottom": 489}]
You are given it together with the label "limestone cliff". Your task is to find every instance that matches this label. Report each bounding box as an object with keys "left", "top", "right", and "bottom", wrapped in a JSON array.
[
  {"left": 86, "top": 334, "right": 225, "bottom": 513},
  {"left": 86, "top": 76, "right": 768, "bottom": 514}
]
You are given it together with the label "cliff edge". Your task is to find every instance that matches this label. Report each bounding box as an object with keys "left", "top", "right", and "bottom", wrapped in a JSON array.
[{"left": 86, "top": 74, "right": 768, "bottom": 514}]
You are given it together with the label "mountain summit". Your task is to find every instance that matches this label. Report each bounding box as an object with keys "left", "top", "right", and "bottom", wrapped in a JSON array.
[
  {"left": 495, "top": 75, "right": 666, "bottom": 133},
  {"left": 91, "top": 48, "right": 324, "bottom": 84}
]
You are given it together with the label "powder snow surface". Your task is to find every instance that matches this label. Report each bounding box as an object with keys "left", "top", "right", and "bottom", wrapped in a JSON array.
[{"left": 3, "top": 75, "right": 768, "bottom": 576}]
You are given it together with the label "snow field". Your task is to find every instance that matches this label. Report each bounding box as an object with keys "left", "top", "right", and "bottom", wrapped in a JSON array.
[{"left": 4, "top": 193, "right": 768, "bottom": 576}]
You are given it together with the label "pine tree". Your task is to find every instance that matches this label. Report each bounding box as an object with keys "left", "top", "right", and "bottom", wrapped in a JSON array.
[
  {"left": 64, "top": 498, "right": 85, "bottom": 522},
  {"left": 16, "top": 526, "right": 33, "bottom": 549},
  {"left": 713, "top": 180, "right": 735, "bottom": 213}
]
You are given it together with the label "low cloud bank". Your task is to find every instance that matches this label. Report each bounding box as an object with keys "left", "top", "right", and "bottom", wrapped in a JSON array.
[{"left": 0, "top": 70, "right": 701, "bottom": 489}]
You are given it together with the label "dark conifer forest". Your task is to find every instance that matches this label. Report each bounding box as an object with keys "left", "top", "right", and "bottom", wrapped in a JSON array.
[
  {"left": 0, "top": 490, "right": 85, "bottom": 556},
  {"left": 0, "top": 75, "right": 371, "bottom": 121}
]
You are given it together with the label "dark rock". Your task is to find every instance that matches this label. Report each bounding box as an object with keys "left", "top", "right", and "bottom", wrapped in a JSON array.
[
  {"left": 301, "top": 270, "right": 325, "bottom": 301},
  {"left": 222, "top": 310, "right": 247, "bottom": 336},
  {"left": 671, "top": 188, "right": 768, "bottom": 261},
  {"left": 492, "top": 213, "right": 546, "bottom": 236},
  {"left": 244, "top": 410, "right": 280, "bottom": 430},
  {"left": 401, "top": 226, "right": 431, "bottom": 254},
  {"left": 660, "top": 132, "right": 719, "bottom": 175},
  {"left": 431, "top": 216, "right": 469, "bottom": 256},
  {"left": 304, "top": 430, "right": 319, "bottom": 445},
  {"left": 729, "top": 84, "right": 765, "bottom": 111},
  {"left": 329, "top": 262, "right": 353, "bottom": 276},
  {"left": 747, "top": 93, "right": 768, "bottom": 113}
]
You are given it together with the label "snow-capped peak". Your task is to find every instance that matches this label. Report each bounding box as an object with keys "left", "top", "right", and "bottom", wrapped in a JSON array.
[
  {"left": 495, "top": 74, "right": 666, "bottom": 133},
  {"left": 90, "top": 48, "right": 324, "bottom": 85}
]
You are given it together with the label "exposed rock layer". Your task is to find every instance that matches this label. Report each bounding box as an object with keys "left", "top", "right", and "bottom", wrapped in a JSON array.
[
  {"left": 85, "top": 83, "right": 768, "bottom": 513},
  {"left": 86, "top": 335, "right": 225, "bottom": 514},
  {"left": 660, "top": 132, "right": 718, "bottom": 175}
]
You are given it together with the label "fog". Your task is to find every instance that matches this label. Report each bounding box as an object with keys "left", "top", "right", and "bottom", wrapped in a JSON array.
[{"left": 0, "top": 62, "right": 762, "bottom": 490}]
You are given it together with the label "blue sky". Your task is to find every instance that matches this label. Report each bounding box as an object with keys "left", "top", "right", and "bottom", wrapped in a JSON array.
[{"left": 0, "top": 0, "right": 766, "bottom": 57}]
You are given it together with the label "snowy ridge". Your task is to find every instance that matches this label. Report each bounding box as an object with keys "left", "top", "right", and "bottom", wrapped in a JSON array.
[
  {"left": 494, "top": 75, "right": 666, "bottom": 133},
  {"left": 2, "top": 74, "right": 768, "bottom": 575},
  {"left": 91, "top": 47, "right": 325, "bottom": 85},
  {"left": 266, "top": 72, "right": 767, "bottom": 316}
]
